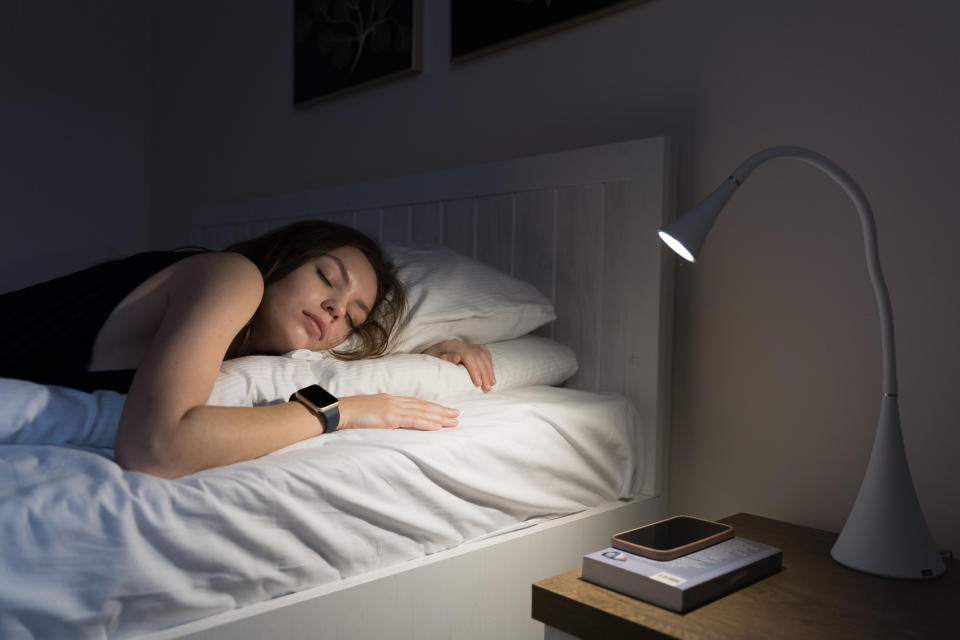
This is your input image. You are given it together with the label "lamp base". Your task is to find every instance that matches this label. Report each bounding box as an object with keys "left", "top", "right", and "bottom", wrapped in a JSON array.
[{"left": 831, "top": 396, "right": 945, "bottom": 579}]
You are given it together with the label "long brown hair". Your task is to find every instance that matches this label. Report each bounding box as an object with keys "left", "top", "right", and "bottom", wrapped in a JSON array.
[{"left": 223, "top": 220, "right": 406, "bottom": 360}]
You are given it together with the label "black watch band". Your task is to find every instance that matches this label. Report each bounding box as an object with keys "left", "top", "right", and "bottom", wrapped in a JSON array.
[{"left": 289, "top": 385, "right": 340, "bottom": 433}]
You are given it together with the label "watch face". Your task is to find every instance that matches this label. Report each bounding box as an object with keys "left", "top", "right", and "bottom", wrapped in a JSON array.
[{"left": 296, "top": 385, "right": 338, "bottom": 411}]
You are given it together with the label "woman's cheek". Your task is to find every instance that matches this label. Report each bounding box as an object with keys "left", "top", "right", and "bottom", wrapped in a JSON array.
[
  {"left": 329, "top": 330, "right": 347, "bottom": 348},
  {"left": 329, "top": 327, "right": 354, "bottom": 349}
]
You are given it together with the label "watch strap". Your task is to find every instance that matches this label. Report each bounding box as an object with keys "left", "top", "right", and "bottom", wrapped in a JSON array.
[{"left": 320, "top": 404, "right": 340, "bottom": 433}]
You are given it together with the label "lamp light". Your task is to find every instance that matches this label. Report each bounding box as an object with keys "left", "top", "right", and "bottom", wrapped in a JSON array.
[{"left": 660, "top": 147, "right": 945, "bottom": 579}]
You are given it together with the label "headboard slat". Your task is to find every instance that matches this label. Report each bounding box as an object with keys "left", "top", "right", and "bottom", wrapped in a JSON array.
[
  {"left": 476, "top": 194, "right": 514, "bottom": 276},
  {"left": 439, "top": 199, "right": 474, "bottom": 259},
  {"left": 555, "top": 184, "right": 605, "bottom": 392}
]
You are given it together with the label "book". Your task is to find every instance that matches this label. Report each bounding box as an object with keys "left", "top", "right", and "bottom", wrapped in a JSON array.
[{"left": 581, "top": 536, "right": 782, "bottom": 612}]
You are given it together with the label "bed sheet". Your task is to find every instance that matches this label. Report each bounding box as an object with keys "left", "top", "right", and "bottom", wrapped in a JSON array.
[{"left": 0, "top": 381, "right": 644, "bottom": 639}]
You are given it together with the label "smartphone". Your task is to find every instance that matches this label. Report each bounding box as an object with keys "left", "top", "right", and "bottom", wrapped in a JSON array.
[{"left": 611, "top": 515, "right": 734, "bottom": 561}]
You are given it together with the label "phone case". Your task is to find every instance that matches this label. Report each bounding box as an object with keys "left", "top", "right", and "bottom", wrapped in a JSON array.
[{"left": 611, "top": 515, "right": 735, "bottom": 561}]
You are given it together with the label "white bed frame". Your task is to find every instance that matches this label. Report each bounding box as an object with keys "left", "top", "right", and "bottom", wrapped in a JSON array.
[{"left": 145, "top": 136, "right": 675, "bottom": 639}]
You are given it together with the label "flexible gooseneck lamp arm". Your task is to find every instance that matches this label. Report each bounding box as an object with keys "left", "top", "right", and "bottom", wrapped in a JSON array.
[{"left": 659, "top": 147, "right": 944, "bottom": 579}]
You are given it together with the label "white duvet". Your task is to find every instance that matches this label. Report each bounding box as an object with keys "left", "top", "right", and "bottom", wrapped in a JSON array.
[{"left": 0, "top": 379, "right": 645, "bottom": 639}]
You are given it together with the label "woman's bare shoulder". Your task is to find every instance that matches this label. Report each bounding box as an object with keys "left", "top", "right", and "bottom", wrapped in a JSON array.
[
  {"left": 175, "top": 251, "right": 261, "bottom": 277},
  {"left": 93, "top": 252, "right": 264, "bottom": 371},
  {"left": 171, "top": 251, "right": 264, "bottom": 298}
]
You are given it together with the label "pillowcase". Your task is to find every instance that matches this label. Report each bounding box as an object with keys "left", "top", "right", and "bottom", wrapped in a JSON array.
[
  {"left": 208, "top": 334, "right": 577, "bottom": 407},
  {"left": 384, "top": 245, "right": 555, "bottom": 354}
]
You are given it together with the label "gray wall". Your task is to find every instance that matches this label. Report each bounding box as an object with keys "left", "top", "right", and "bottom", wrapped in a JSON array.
[
  {"left": 4, "top": 0, "right": 958, "bottom": 554},
  {"left": 0, "top": 1, "right": 152, "bottom": 292}
]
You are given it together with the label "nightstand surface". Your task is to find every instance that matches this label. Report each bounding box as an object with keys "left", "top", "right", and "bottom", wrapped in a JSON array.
[{"left": 532, "top": 513, "right": 957, "bottom": 639}]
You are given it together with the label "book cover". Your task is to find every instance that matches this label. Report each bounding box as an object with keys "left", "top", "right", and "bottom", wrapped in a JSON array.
[{"left": 582, "top": 536, "right": 782, "bottom": 612}]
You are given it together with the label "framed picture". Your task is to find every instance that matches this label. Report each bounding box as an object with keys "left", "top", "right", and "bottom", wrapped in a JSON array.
[
  {"left": 294, "top": 0, "right": 422, "bottom": 107},
  {"left": 451, "top": 0, "right": 652, "bottom": 62}
]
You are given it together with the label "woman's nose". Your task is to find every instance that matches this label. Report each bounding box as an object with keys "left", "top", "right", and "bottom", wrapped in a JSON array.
[{"left": 324, "top": 299, "right": 345, "bottom": 321}]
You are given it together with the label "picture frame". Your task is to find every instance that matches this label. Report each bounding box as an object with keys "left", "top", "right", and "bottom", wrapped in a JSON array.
[
  {"left": 294, "top": 0, "right": 423, "bottom": 107},
  {"left": 450, "top": 0, "right": 653, "bottom": 63}
]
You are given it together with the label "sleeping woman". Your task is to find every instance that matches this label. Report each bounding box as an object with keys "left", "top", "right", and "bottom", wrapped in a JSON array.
[{"left": 0, "top": 221, "right": 495, "bottom": 478}]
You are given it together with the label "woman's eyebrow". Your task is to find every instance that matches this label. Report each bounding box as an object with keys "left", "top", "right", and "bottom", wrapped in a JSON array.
[{"left": 328, "top": 254, "right": 371, "bottom": 316}]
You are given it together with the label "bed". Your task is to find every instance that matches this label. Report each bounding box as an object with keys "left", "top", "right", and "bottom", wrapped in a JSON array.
[{"left": 0, "top": 136, "right": 675, "bottom": 639}]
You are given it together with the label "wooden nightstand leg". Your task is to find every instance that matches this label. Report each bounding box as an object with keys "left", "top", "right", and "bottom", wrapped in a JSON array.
[{"left": 545, "top": 625, "right": 581, "bottom": 640}]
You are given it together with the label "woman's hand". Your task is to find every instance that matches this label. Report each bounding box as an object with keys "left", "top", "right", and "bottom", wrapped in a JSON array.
[
  {"left": 423, "top": 339, "right": 496, "bottom": 392},
  {"left": 337, "top": 394, "right": 459, "bottom": 431}
]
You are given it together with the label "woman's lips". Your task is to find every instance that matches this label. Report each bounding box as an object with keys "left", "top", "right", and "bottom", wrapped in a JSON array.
[{"left": 303, "top": 311, "right": 325, "bottom": 340}]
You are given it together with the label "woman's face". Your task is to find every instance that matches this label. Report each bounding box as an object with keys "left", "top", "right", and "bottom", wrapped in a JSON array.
[{"left": 251, "top": 246, "right": 378, "bottom": 354}]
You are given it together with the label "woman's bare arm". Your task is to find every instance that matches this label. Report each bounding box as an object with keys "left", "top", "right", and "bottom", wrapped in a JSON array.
[{"left": 114, "top": 252, "right": 297, "bottom": 477}]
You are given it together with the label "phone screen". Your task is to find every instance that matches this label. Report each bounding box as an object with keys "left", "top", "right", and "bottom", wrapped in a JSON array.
[{"left": 615, "top": 517, "right": 730, "bottom": 551}]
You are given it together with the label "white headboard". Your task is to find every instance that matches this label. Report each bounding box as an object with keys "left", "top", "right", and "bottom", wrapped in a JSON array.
[{"left": 193, "top": 137, "right": 675, "bottom": 496}]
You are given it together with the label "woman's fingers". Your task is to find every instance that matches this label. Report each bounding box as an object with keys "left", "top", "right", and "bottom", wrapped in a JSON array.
[
  {"left": 395, "top": 395, "right": 459, "bottom": 430},
  {"left": 338, "top": 395, "right": 459, "bottom": 431},
  {"left": 460, "top": 344, "right": 495, "bottom": 392},
  {"left": 425, "top": 340, "right": 497, "bottom": 392}
]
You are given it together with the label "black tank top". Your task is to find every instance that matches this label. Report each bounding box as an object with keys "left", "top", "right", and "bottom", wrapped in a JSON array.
[{"left": 0, "top": 251, "right": 204, "bottom": 393}]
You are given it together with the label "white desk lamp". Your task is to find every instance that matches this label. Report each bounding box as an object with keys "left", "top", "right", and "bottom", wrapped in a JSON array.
[{"left": 659, "top": 147, "right": 945, "bottom": 579}]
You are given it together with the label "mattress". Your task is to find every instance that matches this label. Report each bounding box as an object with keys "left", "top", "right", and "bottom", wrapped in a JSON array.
[{"left": 0, "top": 381, "right": 645, "bottom": 639}]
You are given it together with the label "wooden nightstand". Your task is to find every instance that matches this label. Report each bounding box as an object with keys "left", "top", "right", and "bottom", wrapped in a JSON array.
[{"left": 532, "top": 513, "right": 957, "bottom": 639}]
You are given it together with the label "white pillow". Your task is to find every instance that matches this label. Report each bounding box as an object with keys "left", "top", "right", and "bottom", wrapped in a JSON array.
[
  {"left": 208, "top": 334, "right": 577, "bottom": 407},
  {"left": 385, "top": 245, "right": 555, "bottom": 354}
]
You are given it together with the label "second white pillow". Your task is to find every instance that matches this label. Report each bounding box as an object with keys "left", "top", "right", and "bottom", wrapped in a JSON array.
[{"left": 209, "top": 334, "right": 577, "bottom": 407}]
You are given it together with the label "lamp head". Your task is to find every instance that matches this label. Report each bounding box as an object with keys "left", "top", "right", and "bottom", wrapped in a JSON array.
[
  {"left": 657, "top": 229, "right": 696, "bottom": 262},
  {"left": 659, "top": 177, "right": 740, "bottom": 262}
]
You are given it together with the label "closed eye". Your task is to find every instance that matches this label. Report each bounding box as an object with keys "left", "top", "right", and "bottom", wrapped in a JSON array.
[{"left": 319, "top": 267, "right": 357, "bottom": 329}]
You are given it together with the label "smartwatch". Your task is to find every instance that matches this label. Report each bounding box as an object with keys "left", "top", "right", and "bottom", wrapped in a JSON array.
[{"left": 289, "top": 385, "right": 340, "bottom": 433}]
